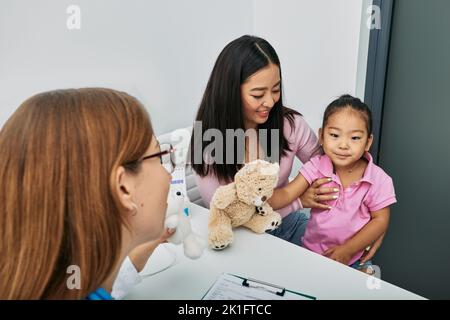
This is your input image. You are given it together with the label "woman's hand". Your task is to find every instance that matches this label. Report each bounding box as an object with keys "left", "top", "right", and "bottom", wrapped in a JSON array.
[
  {"left": 299, "top": 177, "right": 339, "bottom": 210},
  {"left": 128, "top": 228, "right": 175, "bottom": 273},
  {"left": 360, "top": 232, "right": 385, "bottom": 264}
]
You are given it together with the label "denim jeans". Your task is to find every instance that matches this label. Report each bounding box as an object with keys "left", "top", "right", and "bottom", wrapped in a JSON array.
[{"left": 266, "top": 209, "right": 310, "bottom": 246}]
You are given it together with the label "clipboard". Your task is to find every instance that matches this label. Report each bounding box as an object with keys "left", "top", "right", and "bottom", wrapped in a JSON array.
[{"left": 202, "top": 273, "right": 316, "bottom": 300}]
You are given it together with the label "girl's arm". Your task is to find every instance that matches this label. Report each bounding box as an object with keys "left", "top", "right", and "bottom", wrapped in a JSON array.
[
  {"left": 324, "top": 207, "right": 390, "bottom": 264},
  {"left": 360, "top": 232, "right": 386, "bottom": 264},
  {"left": 345, "top": 207, "right": 390, "bottom": 255},
  {"left": 268, "top": 173, "right": 310, "bottom": 210}
]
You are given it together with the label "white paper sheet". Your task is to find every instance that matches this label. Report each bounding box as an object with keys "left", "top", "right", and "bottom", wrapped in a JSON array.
[{"left": 203, "top": 273, "right": 314, "bottom": 300}]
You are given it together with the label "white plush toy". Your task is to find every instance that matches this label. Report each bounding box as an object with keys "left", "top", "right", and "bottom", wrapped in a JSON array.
[
  {"left": 164, "top": 190, "right": 206, "bottom": 259},
  {"left": 159, "top": 127, "right": 206, "bottom": 259}
]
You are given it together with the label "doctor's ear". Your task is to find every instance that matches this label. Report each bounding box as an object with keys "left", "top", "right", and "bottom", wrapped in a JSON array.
[{"left": 115, "top": 166, "right": 137, "bottom": 213}]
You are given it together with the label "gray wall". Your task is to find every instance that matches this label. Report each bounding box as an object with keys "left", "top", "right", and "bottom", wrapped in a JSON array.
[{"left": 376, "top": 0, "right": 450, "bottom": 299}]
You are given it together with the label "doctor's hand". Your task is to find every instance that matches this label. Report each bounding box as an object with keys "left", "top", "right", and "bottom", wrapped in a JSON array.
[{"left": 128, "top": 228, "right": 175, "bottom": 272}]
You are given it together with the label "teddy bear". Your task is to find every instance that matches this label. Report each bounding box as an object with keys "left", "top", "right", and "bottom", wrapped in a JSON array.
[
  {"left": 208, "top": 159, "right": 282, "bottom": 250},
  {"left": 165, "top": 190, "right": 206, "bottom": 259}
]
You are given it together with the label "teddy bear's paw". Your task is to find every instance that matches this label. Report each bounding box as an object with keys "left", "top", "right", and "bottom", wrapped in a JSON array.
[
  {"left": 209, "top": 236, "right": 232, "bottom": 250},
  {"left": 213, "top": 244, "right": 228, "bottom": 250},
  {"left": 210, "top": 240, "right": 231, "bottom": 250},
  {"left": 263, "top": 215, "right": 282, "bottom": 232},
  {"left": 208, "top": 231, "right": 233, "bottom": 251},
  {"left": 256, "top": 206, "right": 268, "bottom": 216}
]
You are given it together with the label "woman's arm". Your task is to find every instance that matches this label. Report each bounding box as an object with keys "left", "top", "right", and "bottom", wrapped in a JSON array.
[
  {"left": 128, "top": 228, "right": 175, "bottom": 272},
  {"left": 292, "top": 114, "right": 322, "bottom": 163},
  {"left": 194, "top": 173, "right": 223, "bottom": 209},
  {"left": 290, "top": 116, "right": 338, "bottom": 210},
  {"left": 324, "top": 207, "right": 391, "bottom": 265},
  {"left": 268, "top": 173, "right": 310, "bottom": 210}
]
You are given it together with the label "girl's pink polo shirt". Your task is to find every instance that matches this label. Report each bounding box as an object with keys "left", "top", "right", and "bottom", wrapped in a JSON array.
[{"left": 300, "top": 152, "right": 397, "bottom": 265}]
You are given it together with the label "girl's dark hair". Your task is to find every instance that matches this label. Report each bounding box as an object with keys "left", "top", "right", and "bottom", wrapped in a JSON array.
[
  {"left": 322, "top": 94, "right": 373, "bottom": 135},
  {"left": 190, "top": 35, "right": 300, "bottom": 182}
]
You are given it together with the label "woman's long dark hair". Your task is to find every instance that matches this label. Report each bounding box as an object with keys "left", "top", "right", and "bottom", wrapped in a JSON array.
[{"left": 190, "top": 35, "right": 300, "bottom": 183}]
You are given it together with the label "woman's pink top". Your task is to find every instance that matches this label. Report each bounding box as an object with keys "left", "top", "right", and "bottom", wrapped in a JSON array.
[{"left": 194, "top": 114, "right": 322, "bottom": 218}]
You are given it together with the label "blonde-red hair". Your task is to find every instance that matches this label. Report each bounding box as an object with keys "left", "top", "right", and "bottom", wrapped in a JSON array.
[{"left": 0, "top": 88, "right": 153, "bottom": 299}]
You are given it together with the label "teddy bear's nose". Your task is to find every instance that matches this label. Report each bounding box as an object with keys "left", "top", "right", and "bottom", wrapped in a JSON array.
[{"left": 261, "top": 196, "right": 267, "bottom": 202}]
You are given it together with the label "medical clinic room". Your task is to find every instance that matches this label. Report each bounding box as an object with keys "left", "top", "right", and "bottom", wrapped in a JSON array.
[{"left": 0, "top": 0, "right": 449, "bottom": 308}]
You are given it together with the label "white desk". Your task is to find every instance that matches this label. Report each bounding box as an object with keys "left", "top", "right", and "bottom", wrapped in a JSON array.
[{"left": 125, "top": 204, "right": 424, "bottom": 300}]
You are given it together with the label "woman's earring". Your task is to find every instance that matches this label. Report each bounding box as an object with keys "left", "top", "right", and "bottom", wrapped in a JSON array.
[{"left": 131, "top": 202, "right": 139, "bottom": 216}]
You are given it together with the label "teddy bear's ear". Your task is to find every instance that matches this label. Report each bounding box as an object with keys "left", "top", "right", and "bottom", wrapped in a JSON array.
[
  {"left": 259, "top": 162, "right": 280, "bottom": 176},
  {"left": 246, "top": 159, "right": 261, "bottom": 166},
  {"left": 211, "top": 183, "right": 237, "bottom": 209},
  {"left": 272, "top": 162, "right": 280, "bottom": 174},
  {"left": 235, "top": 162, "right": 254, "bottom": 179}
]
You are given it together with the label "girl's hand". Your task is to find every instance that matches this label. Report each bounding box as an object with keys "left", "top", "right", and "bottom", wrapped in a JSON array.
[
  {"left": 299, "top": 177, "right": 339, "bottom": 210},
  {"left": 128, "top": 228, "right": 175, "bottom": 272},
  {"left": 324, "top": 245, "right": 353, "bottom": 265},
  {"left": 360, "top": 233, "right": 385, "bottom": 264}
]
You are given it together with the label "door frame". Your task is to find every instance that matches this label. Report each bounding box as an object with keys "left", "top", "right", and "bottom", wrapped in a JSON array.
[{"left": 364, "top": 0, "right": 394, "bottom": 163}]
